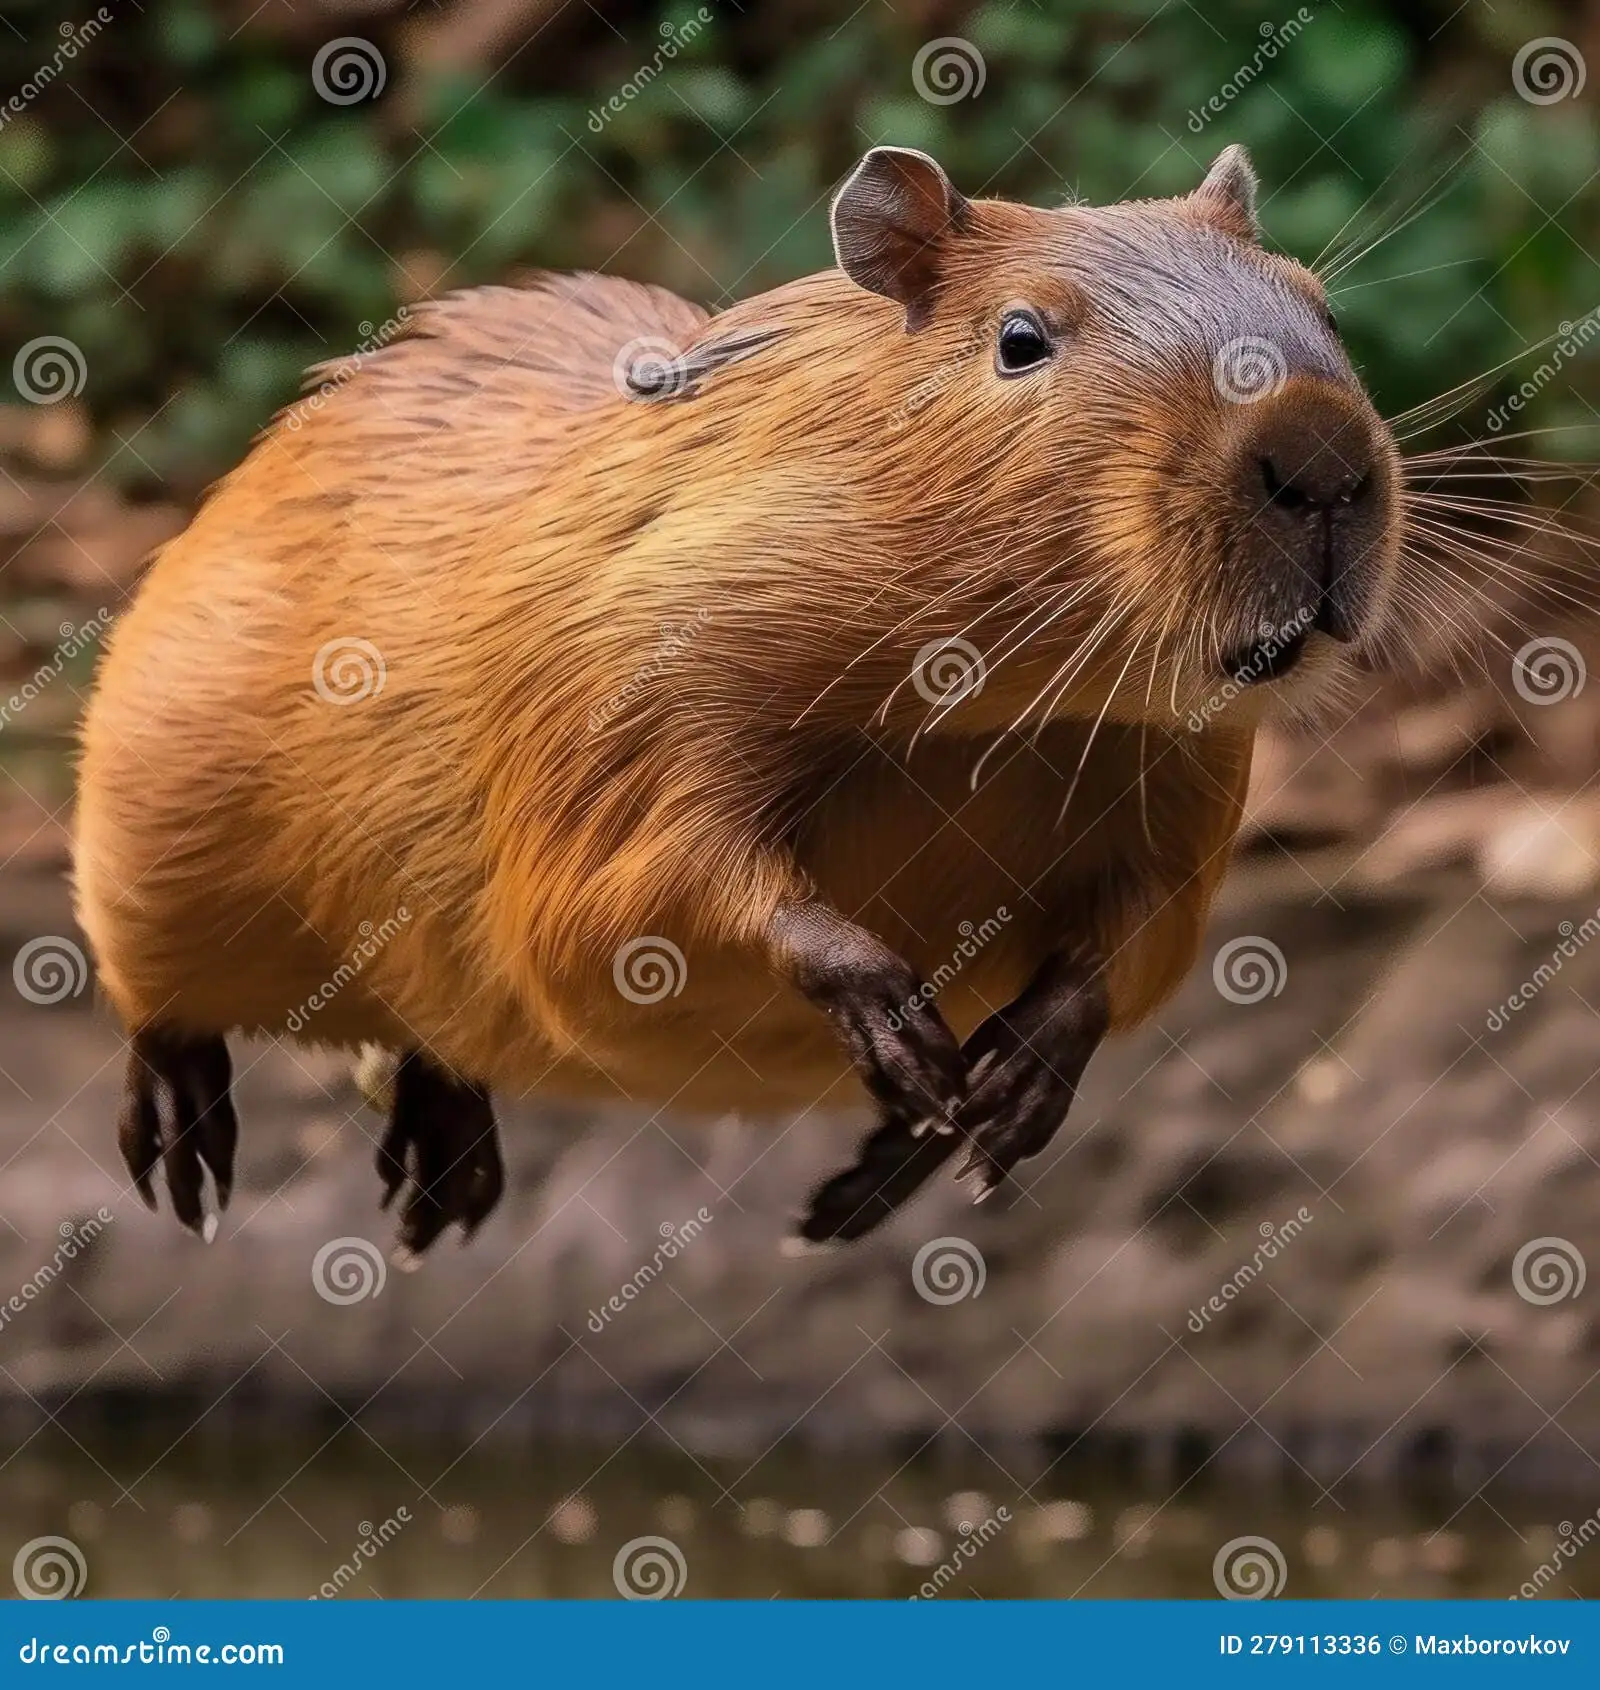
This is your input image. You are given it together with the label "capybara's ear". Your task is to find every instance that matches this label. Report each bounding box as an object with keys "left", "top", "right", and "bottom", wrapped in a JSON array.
[
  {"left": 830, "top": 146, "right": 970, "bottom": 331},
  {"left": 1192, "top": 143, "right": 1260, "bottom": 240}
]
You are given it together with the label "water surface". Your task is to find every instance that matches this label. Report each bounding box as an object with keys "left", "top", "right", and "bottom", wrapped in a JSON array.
[{"left": 3, "top": 1430, "right": 1592, "bottom": 1600}]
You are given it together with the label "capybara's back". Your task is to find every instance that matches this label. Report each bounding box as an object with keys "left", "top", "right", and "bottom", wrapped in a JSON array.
[{"left": 77, "top": 275, "right": 708, "bottom": 1053}]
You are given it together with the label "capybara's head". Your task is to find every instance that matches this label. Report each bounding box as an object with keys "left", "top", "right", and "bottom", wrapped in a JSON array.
[{"left": 827, "top": 144, "right": 1403, "bottom": 731}]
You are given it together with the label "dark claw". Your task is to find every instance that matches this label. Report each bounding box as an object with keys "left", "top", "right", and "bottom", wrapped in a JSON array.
[
  {"left": 950, "top": 963, "right": 1108, "bottom": 1199},
  {"left": 397, "top": 1128, "right": 455, "bottom": 1256},
  {"left": 189, "top": 1038, "right": 238, "bottom": 1211},
  {"left": 160, "top": 1075, "right": 208, "bottom": 1237},
  {"left": 374, "top": 1112, "right": 409, "bottom": 1210},
  {"left": 118, "top": 1030, "right": 236, "bottom": 1234},
  {"left": 116, "top": 1058, "right": 162, "bottom": 1211},
  {"left": 382, "top": 1054, "right": 503, "bottom": 1255},
  {"left": 460, "top": 1128, "right": 505, "bottom": 1239},
  {"left": 951, "top": 1050, "right": 1067, "bottom": 1186}
]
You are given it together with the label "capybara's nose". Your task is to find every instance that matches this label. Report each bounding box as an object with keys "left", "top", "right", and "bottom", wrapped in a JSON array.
[
  {"left": 1233, "top": 389, "right": 1388, "bottom": 645},
  {"left": 1254, "top": 418, "right": 1373, "bottom": 514}
]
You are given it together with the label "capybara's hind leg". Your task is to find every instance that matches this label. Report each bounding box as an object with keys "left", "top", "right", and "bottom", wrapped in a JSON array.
[
  {"left": 377, "top": 1052, "right": 504, "bottom": 1259},
  {"left": 118, "top": 1028, "right": 238, "bottom": 1238}
]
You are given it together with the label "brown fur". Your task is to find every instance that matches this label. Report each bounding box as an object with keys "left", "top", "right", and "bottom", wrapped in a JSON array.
[{"left": 74, "top": 159, "right": 1392, "bottom": 1136}]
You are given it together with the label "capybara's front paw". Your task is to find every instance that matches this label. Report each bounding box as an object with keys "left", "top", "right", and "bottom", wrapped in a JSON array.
[
  {"left": 830, "top": 965, "right": 966, "bottom": 1126},
  {"left": 952, "top": 1040, "right": 1077, "bottom": 1200},
  {"left": 770, "top": 901, "right": 966, "bottom": 1125}
]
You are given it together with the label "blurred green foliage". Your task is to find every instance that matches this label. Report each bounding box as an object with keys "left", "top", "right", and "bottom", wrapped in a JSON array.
[{"left": 0, "top": 0, "right": 1596, "bottom": 495}]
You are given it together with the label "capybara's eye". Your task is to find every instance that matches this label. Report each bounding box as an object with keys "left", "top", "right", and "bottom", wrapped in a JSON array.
[
  {"left": 996, "top": 309, "right": 1052, "bottom": 375},
  {"left": 1323, "top": 306, "right": 1340, "bottom": 335}
]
